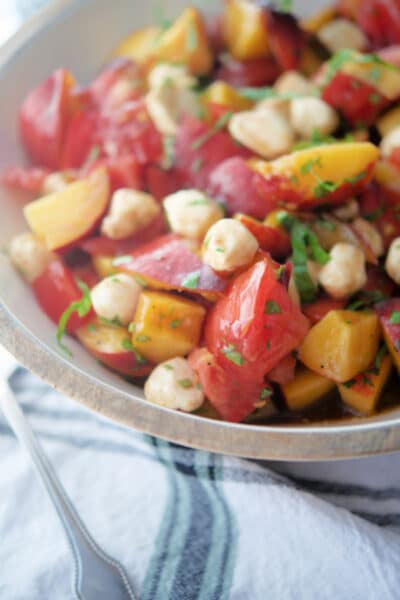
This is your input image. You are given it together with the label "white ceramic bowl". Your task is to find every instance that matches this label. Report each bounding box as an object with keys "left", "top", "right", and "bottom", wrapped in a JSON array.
[{"left": 2, "top": 0, "right": 400, "bottom": 460}]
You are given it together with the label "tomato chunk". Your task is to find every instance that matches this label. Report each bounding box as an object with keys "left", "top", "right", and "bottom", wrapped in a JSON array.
[
  {"left": 32, "top": 260, "right": 94, "bottom": 333},
  {"left": 145, "top": 165, "right": 181, "bottom": 201},
  {"left": 2, "top": 166, "right": 50, "bottom": 194},
  {"left": 175, "top": 116, "right": 251, "bottom": 190},
  {"left": 234, "top": 213, "right": 291, "bottom": 258},
  {"left": 358, "top": 0, "right": 400, "bottom": 48},
  {"left": 302, "top": 298, "right": 347, "bottom": 324},
  {"left": 266, "top": 10, "right": 306, "bottom": 70},
  {"left": 19, "top": 69, "right": 75, "bottom": 169},
  {"left": 208, "top": 157, "right": 277, "bottom": 219},
  {"left": 189, "top": 348, "right": 269, "bottom": 422},
  {"left": 216, "top": 55, "right": 281, "bottom": 87},
  {"left": 205, "top": 258, "right": 310, "bottom": 379}
]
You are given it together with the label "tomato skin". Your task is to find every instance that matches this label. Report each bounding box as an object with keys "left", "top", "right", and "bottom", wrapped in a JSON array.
[
  {"left": 377, "top": 45, "right": 400, "bottom": 67},
  {"left": 363, "top": 265, "right": 395, "bottom": 299},
  {"left": 321, "top": 72, "right": 388, "bottom": 126},
  {"left": 89, "top": 58, "right": 144, "bottom": 109},
  {"left": 216, "top": 55, "right": 281, "bottom": 87},
  {"left": 2, "top": 166, "right": 50, "bottom": 194},
  {"left": 188, "top": 348, "right": 268, "bottom": 422},
  {"left": 175, "top": 116, "right": 251, "bottom": 190},
  {"left": 302, "top": 298, "right": 347, "bottom": 325},
  {"left": 205, "top": 258, "right": 310, "bottom": 379},
  {"left": 19, "top": 69, "right": 75, "bottom": 169},
  {"left": 234, "top": 213, "right": 291, "bottom": 259},
  {"left": 70, "top": 264, "right": 100, "bottom": 289},
  {"left": 145, "top": 165, "right": 181, "bottom": 201},
  {"left": 266, "top": 10, "right": 306, "bottom": 70},
  {"left": 61, "top": 108, "right": 98, "bottom": 169},
  {"left": 359, "top": 181, "right": 400, "bottom": 249},
  {"left": 358, "top": 0, "right": 400, "bottom": 48},
  {"left": 267, "top": 352, "right": 296, "bottom": 385},
  {"left": 208, "top": 157, "right": 277, "bottom": 219},
  {"left": 32, "top": 260, "right": 94, "bottom": 333},
  {"left": 81, "top": 213, "right": 167, "bottom": 256}
]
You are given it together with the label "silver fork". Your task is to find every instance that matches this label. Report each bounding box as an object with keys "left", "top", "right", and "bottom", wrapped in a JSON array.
[{"left": 0, "top": 347, "right": 137, "bottom": 600}]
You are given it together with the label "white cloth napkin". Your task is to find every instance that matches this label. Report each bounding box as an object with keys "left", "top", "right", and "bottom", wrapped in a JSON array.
[{"left": 1, "top": 350, "right": 400, "bottom": 600}]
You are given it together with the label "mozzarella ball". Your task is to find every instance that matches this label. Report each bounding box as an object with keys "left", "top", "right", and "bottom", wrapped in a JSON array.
[
  {"left": 332, "top": 199, "right": 359, "bottom": 221},
  {"left": 385, "top": 237, "right": 400, "bottom": 284},
  {"left": 229, "top": 108, "right": 295, "bottom": 159},
  {"left": 352, "top": 217, "right": 384, "bottom": 257},
  {"left": 202, "top": 218, "right": 258, "bottom": 273},
  {"left": 290, "top": 97, "right": 339, "bottom": 139},
  {"left": 101, "top": 188, "right": 160, "bottom": 240},
  {"left": 91, "top": 274, "right": 142, "bottom": 326},
  {"left": 163, "top": 189, "right": 224, "bottom": 241},
  {"left": 9, "top": 232, "right": 53, "bottom": 282},
  {"left": 380, "top": 126, "right": 400, "bottom": 158},
  {"left": 148, "top": 64, "right": 196, "bottom": 91},
  {"left": 274, "top": 70, "right": 317, "bottom": 96},
  {"left": 146, "top": 82, "right": 199, "bottom": 136},
  {"left": 318, "top": 243, "right": 367, "bottom": 299},
  {"left": 144, "top": 357, "right": 204, "bottom": 412},
  {"left": 256, "top": 97, "right": 291, "bottom": 118},
  {"left": 317, "top": 19, "right": 368, "bottom": 54}
]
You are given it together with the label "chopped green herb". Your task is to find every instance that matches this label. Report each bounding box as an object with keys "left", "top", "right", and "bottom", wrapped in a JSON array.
[
  {"left": 178, "top": 378, "right": 194, "bottom": 389},
  {"left": 347, "top": 299, "right": 369, "bottom": 311},
  {"left": 390, "top": 311, "right": 400, "bottom": 324},
  {"left": 189, "top": 198, "right": 209, "bottom": 206},
  {"left": 170, "top": 319, "right": 182, "bottom": 329},
  {"left": 162, "top": 135, "right": 175, "bottom": 169},
  {"left": 343, "top": 379, "right": 356, "bottom": 388},
  {"left": 99, "top": 316, "right": 123, "bottom": 328},
  {"left": 369, "top": 67, "right": 381, "bottom": 84},
  {"left": 260, "top": 387, "right": 273, "bottom": 400},
  {"left": 164, "top": 364, "right": 173, "bottom": 370},
  {"left": 82, "top": 145, "right": 101, "bottom": 170},
  {"left": 300, "top": 158, "right": 321, "bottom": 175},
  {"left": 289, "top": 174, "right": 299, "bottom": 185},
  {"left": 364, "top": 207, "right": 384, "bottom": 222},
  {"left": 316, "top": 219, "right": 336, "bottom": 231},
  {"left": 345, "top": 170, "right": 367, "bottom": 185},
  {"left": 191, "top": 111, "right": 233, "bottom": 150},
  {"left": 292, "top": 129, "right": 340, "bottom": 152},
  {"left": 216, "top": 247, "right": 225, "bottom": 253},
  {"left": 239, "top": 86, "right": 319, "bottom": 102},
  {"left": 88, "top": 323, "right": 97, "bottom": 333},
  {"left": 265, "top": 300, "right": 282, "bottom": 314},
  {"left": 323, "top": 49, "right": 399, "bottom": 86},
  {"left": 56, "top": 280, "right": 92, "bottom": 357},
  {"left": 362, "top": 374, "right": 374, "bottom": 387},
  {"left": 313, "top": 180, "right": 339, "bottom": 199},
  {"left": 182, "top": 270, "right": 201, "bottom": 289},
  {"left": 369, "top": 93, "right": 381, "bottom": 105},
  {"left": 121, "top": 338, "right": 148, "bottom": 364},
  {"left": 276, "top": 265, "right": 285, "bottom": 279},
  {"left": 222, "top": 344, "right": 243, "bottom": 366},
  {"left": 373, "top": 345, "right": 387, "bottom": 374},
  {"left": 112, "top": 255, "right": 132, "bottom": 266},
  {"left": 128, "top": 322, "right": 136, "bottom": 334},
  {"left": 134, "top": 275, "right": 148, "bottom": 287},
  {"left": 136, "top": 335, "right": 151, "bottom": 343},
  {"left": 276, "top": 0, "right": 293, "bottom": 12}
]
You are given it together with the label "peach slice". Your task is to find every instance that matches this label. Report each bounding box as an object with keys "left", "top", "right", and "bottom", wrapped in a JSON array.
[{"left": 24, "top": 168, "right": 109, "bottom": 251}]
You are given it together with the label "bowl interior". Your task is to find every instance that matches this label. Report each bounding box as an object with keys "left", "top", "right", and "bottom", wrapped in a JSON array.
[{"left": 1, "top": 0, "right": 400, "bottom": 460}]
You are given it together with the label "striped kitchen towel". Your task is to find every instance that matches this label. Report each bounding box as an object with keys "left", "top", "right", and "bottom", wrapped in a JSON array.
[{"left": 1, "top": 363, "right": 400, "bottom": 599}]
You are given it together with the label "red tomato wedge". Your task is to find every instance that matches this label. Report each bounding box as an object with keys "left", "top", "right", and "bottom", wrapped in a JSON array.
[
  {"left": 116, "top": 234, "right": 228, "bottom": 301},
  {"left": 302, "top": 298, "right": 347, "bottom": 325},
  {"left": 266, "top": 10, "right": 305, "bottom": 71},
  {"left": 89, "top": 58, "right": 144, "bottom": 109},
  {"left": 359, "top": 181, "right": 400, "bottom": 249},
  {"left": 145, "top": 165, "right": 181, "bottom": 201},
  {"left": 83, "top": 155, "right": 144, "bottom": 193},
  {"left": 378, "top": 45, "right": 400, "bottom": 67},
  {"left": 205, "top": 258, "right": 310, "bottom": 379},
  {"left": 216, "top": 55, "right": 281, "bottom": 87},
  {"left": 19, "top": 69, "right": 76, "bottom": 169},
  {"left": 267, "top": 352, "right": 297, "bottom": 385},
  {"left": 174, "top": 116, "right": 251, "bottom": 190},
  {"left": 189, "top": 348, "right": 270, "bottom": 422},
  {"left": 234, "top": 213, "right": 291, "bottom": 259},
  {"left": 2, "top": 166, "right": 50, "bottom": 194},
  {"left": 32, "top": 260, "right": 94, "bottom": 334},
  {"left": 358, "top": 0, "right": 400, "bottom": 48},
  {"left": 208, "top": 157, "right": 278, "bottom": 220},
  {"left": 321, "top": 72, "right": 388, "bottom": 126},
  {"left": 81, "top": 213, "right": 167, "bottom": 257}
]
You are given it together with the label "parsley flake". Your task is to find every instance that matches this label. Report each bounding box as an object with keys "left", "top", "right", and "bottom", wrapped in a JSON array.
[
  {"left": 265, "top": 300, "right": 282, "bottom": 314},
  {"left": 191, "top": 112, "right": 233, "bottom": 150},
  {"left": 56, "top": 280, "right": 92, "bottom": 357},
  {"left": 182, "top": 270, "right": 201, "bottom": 289},
  {"left": 260, "top": 387, "right": 273, "bottom": 400},
  {"left": 222, "top": 344, "right": 243, "bottom": 366},
  {"left": 390, "top": 311, "right": 400, "bottom": 324},
  {"left": 179, "top": 378, "right": 194, "bottom": 389}
]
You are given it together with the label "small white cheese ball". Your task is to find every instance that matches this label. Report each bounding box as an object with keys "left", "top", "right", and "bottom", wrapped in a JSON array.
[
  {"left": 385, "top": 237, "right": 400, "bottom": 284},
  {"left": 163, "top": 189, "right": 223, "bottom": 241},
  {"left": 318, "top": 243, "right": 367, "bottom": 299},
  {"left": 9, "top": 232, "right": 53, "bottom": 282},
  {"left": 380, "top": 126, "right": 400, "bottom": 158},
  {"left": 229, "top": 108, "right": 295, "bottom": 159},
  {"left": 332, "top": 199, "right": 359, "bottom": 221},
  {"left": 148, "top": 64, "right": 196, "bottom": 91},
  {"left": 90, "top": 274, "right": 142, "bottom": 326},
  {"left": 202, "top": 218, "right": 258, "bottom": 273},
  {"left": 274, "top": 70, "right": 317, "bottom": 96},
  {"left": 145, "top": 82, "right": 199, "bottom": 136},
  {"left": 290, "top": 97, "right": 339, "bottom": 139},
  {"left": 256, "top": 97, "right": 291, "bottom": 118},
  {"left": 317, "top": 18, "right": 368, "bottom": 54},
  {"left": 144, "top": 357, "right": 204, "bottom": 412},
  {"left": 101, "top": 188, "right": 160, "bottom": 240},
  {"left": 352, "top": 217, "right": 384, "bottom": 257}
]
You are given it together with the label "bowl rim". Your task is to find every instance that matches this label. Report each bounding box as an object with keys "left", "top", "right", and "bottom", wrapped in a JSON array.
[{"left": 2, "top": 0, "right": 400, "bottom": 461}]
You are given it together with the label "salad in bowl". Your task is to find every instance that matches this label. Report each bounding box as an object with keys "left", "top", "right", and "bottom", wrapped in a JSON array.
[{"left": 5, "top": 0, "right": 400, "bottom": 425}]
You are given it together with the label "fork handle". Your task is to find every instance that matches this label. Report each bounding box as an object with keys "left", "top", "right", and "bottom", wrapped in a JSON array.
[{"left": 0, "top": 380, "right": 136, "bottom": 600}]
